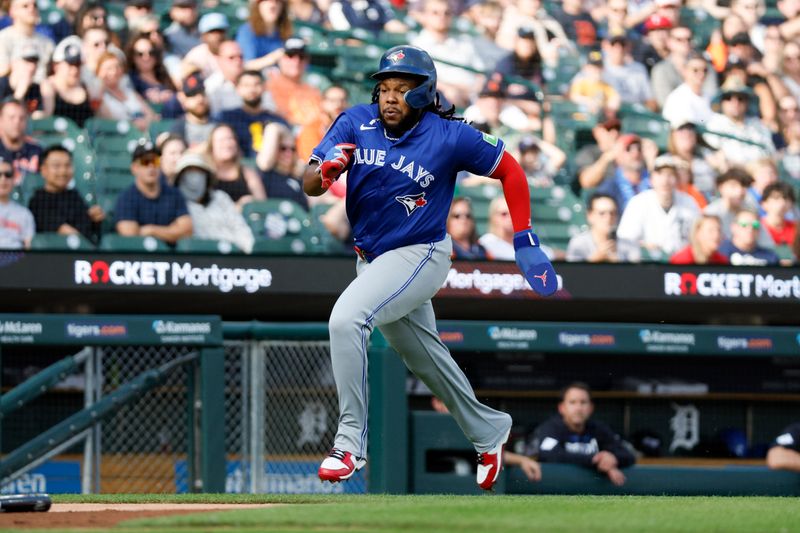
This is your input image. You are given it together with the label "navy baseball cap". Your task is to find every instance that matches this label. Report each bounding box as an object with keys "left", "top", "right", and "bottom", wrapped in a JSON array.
[
  {"left": 132, "top": 140, "right": 158, "bottom": 163},
  {"left": 182, "top": 71, "right": 205, "bottom": 97}
]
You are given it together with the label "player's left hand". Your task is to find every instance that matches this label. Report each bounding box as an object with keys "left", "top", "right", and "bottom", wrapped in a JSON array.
[
  {"left": 319, "top": 143, "right": 356, "bottom": 190},
  {"left": 513, "top": 229, "right": 558, "bottom": 297}
]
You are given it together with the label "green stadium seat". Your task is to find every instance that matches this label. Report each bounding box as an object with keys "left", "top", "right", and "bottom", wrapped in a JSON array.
[
  {"left": 99, "top": 234, "right": 170, "bottom": 252},
  {"left": 458, "top": 184, "right": 503, "bottom": 202},
  {"left": 251, "top": 237, "right": 312, "bottom": 255},
  {"left": 622, "top": 114, "right": 671, "bottom": 151},
  {"left": 28, "top": 116, "right": 89, "bottom": 148},
  {"left": 243, "top": 199, "right": 312, "bottom": 239},
  {"left": 149, "top": 120, "right": 176, "bottom": 142},
  {"left": 85, "top": 118, "right": 149, "bottom": 155},
  {"left": 176, "top": 238, "right": 242, "bottom": 254},
  {"left": 775, "top": 245, "right": 796, "bottom": 263},
  {"left": 542, "top": 55, "right": 582, "bottom": 96},
  {"left": 244, "top": 199, "right": 319, "bottom": 254},
  {"left": 30, "top": 233, "right": 95, "bottom": 251},
  {"left": 534, "top": 202, "right": 583, "bottom": 223}
]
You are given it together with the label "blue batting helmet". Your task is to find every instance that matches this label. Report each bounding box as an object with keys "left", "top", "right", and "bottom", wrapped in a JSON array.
[{"left": 371, "top": 45, "right": 437, "bottom": 109}]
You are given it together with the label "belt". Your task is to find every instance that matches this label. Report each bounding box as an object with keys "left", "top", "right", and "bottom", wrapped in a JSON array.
[{"left": 353, "top": 245, "right": 377, "bottom": 263}]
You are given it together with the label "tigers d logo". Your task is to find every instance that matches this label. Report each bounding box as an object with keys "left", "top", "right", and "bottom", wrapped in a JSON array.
[
  {"left": 395, "top": 192, "right": 427, "bottom": 215},
  {"left": 388, "top": 50, "right": 405, "bottom": 63}
]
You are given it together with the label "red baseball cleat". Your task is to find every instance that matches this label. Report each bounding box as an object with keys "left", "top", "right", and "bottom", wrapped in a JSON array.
[
  {"left": 476, "top": 429, "right": 510, "bottom": 490},
  {"left": 318, "top": 448, "right": 366, "bottom": 482}
]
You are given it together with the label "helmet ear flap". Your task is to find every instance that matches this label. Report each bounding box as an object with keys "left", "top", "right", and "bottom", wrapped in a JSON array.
[{"left": 403, "top": 80, "right": 436, "bottom": 108}]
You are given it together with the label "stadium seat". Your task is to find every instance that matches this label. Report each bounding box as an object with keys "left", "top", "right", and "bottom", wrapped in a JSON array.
[
  {"left": 85, "top": 118, "right": 149, "bottom": 155},
  {"left": 99, "top": 234, "right": 170, "bottom": 253},
  {"left": 149, "top": 120, "right": 176, "bottom": 142},
  {"left": 176, "top": 238, "right": 242, "bottom": 255},
  {"left": 28, "top": 116, "right": 89, "bottom": 147},
  {"left": 774, "top": 245, "right": 796, "bottom": 262},
  {"left": 621, "top": 113, "right": 672, "bottom": 152},
  {"left": 308, "top": 204, "right": 351, "bottom": 255},
  {"left": 251, "top": 237, "right": 311, "bottom": 255},
  {"left": 244, "top": 199, "right": 320, "bottom": 254},
  {"left": 243, "top": 199, "right": 312, "bottom": 239},
  {"left": 30, "top": 233, "right": 95, "bottom": 251},
  {"left": 11, "top": 173, "right": 44, "bottom": 206}
]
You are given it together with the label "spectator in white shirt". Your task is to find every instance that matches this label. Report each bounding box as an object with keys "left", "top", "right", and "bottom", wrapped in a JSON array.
[
  {"left": 617, "top": 154, "right": 701, "bottom": 259},
  {"left": 704, "top": 78, "right": 776, "bottom": 166},
  {"left": 601, "top": 32, "right": 657, "bottom": 111},
  {"left": 661, "top": 52, "right": 714, "bottom": 129}
]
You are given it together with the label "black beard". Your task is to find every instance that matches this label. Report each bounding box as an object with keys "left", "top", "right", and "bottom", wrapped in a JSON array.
[
  {"left": 243, "top": 97, "right": 261, "bottom": 109},
  {"left": 380, "top": 108, "right": 422, "bottom": 137}
]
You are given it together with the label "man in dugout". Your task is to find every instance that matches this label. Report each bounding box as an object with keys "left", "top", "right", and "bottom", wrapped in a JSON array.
[{"left": 528, "top": 382, "right": 636, "bottom": 486}]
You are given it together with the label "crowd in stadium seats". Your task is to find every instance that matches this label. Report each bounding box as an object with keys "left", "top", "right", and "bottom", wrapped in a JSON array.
[{"left": 0, "top": 0, "right": 798, "bottom": 264}]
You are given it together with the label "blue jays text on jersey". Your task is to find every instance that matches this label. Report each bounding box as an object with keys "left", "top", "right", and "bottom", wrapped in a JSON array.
[{"left": 311, "top": 103, "right": 505, "bottom": 258}]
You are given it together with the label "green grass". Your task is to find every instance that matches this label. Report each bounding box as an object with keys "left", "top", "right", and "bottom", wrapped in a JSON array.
[{"left": 5, "top": 494, "right": 798, "bottom": 533}]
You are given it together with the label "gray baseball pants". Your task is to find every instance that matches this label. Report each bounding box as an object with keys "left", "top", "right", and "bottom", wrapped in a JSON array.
[{"left": 328, "top": 235, "right": 513, "bottom": 459}]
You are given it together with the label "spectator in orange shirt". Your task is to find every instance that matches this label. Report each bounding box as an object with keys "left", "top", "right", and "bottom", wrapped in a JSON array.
[
  {"left": 265, "top": 37, "right": 322, "bottom": 127},
  {"left": 760, "top": 181, "right": 797, "bottom": 246},
  {"left": 296, "top": 84, "right": 349, "bottom": 162},
  {"left": 670, "top": 214, "right": 729, "bottom": 265}
]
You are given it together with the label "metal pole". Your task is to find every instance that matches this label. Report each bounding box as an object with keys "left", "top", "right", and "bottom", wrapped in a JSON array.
[
  {"left": 81, "top": 346, "right": 93, "bottom": 494},
  {"left": 240, "top": 342, "right": 251, "bottom": 493},
  {"left": 250, "top": 341, "right": 265, "bottom": 493},
  {"left": 93, "top": 348, "right": 103, "bottom": 493}
]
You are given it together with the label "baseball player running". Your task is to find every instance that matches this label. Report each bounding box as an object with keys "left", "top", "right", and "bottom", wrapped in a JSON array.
[{"left": 304, "top": 45, "right": 557, "bottom": 491}]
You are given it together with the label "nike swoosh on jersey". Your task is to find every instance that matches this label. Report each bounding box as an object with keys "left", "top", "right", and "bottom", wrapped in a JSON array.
[{"left": 360, "top": 124, "right": 377, "bottom": 130}]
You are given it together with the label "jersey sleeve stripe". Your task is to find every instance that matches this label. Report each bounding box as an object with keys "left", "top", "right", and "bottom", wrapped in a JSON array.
[
  {"left": 308, "top": 154, "right": 322, "bottom": 165},
  {"left": 485, "top": 144, "right": 505, "bottom": 176}
]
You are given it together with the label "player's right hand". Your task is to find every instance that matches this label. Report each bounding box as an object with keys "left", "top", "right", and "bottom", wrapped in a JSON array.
[{"left": 319, "top": 143, "right": 356, "bottom": 190}]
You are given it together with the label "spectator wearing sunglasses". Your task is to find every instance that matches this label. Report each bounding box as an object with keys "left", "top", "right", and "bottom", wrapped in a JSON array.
[
  {"left": 114, "top": 140, "right": 192, "bottom": 244},
  {"left": 447, "top": 197, "right": 487, "bottom": 260},
  {"left": 255, "top": 122, "right": 307, "bottom": 210},
  {"left": 719, "top": 208, "right": 780, "bottom": 265},
  {"left": 0, "top": 155, "right": 33, "bottom": 249},
  {"left": 0, "top": 0, "right": 55, "bottom": 82},
  {"left": 125, "top": 35, "right": 177, "bottom": 110},
  {"left": 704, "top": 78, "right": 775, "bottom": 166},
  {"left": 0, "top": 42, "right": 48, "bottom": 117}
]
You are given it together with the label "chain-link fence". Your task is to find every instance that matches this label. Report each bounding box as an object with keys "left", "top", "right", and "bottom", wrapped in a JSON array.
[
  {"left": 3, "top": 334, "right": 367, "bottom": 494},
  {"left": 225, "top": 340, "right": 366, "bottom": 494},
  {"left": 95, "top": 345, "right": 195, "bottom": 494}
]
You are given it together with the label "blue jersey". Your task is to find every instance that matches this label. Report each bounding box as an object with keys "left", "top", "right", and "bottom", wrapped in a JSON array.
[{"left": 311, "top": 104, "right": 505, "bottom": 257}]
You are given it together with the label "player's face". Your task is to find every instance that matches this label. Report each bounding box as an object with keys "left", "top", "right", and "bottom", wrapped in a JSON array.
[
  {"left": 378, "top": 77, "right": 420, "bottom": 131},
  {"left": 558, "top": 388, "right": 594, "bottom": 430}
]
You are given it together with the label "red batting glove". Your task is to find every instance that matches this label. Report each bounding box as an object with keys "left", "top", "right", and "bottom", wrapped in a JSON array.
[{"left": 319, "top": 143, "right": 356, "bottom": 190}]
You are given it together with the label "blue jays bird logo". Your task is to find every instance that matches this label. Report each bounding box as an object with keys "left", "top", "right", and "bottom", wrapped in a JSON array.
[
  {"left": 395, "top": 192, "right": 427, "bottom": 215},
  {"left": 388, "top": 50, "right": 405, "bottom": 63}
]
